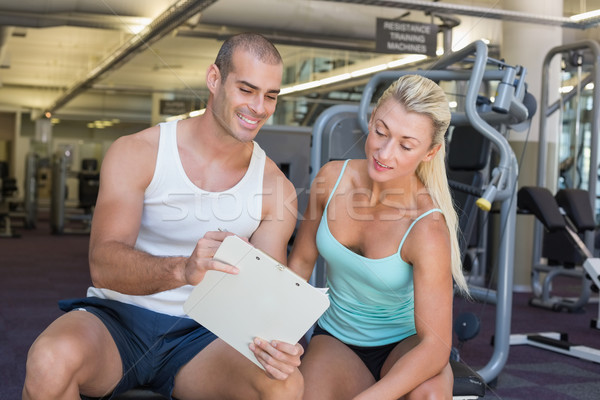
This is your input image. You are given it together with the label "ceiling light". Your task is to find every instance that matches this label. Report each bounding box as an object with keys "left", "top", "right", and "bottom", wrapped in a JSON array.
[
  {"left": 189, "top": 109, "right": 205, "bottom": 117},
  {"left": 570, "top": 9, "right": 600, "bottom": 21},
  {"left": 387, "top": 55, "right": 427, "bottom": 68},
  {"left": 127, "top": 18, "right": 152, "bottom": 34},
  {"left": 165, "top": 108, "right": 206, "bottom": 122},
  {"left": 287, "top": 81, "right": 324, "bottom": 93},
  {"left": 279, "top": 55, "right": 428, "bottom": 96},
  {"left": 350, "top": 64, "right": 388, "bottom": 78},
  {"left": 319, "top": 73, "right": 352, "bottom": 85},
  {"left": 560, "top": 85, "right": 574, "bottom": 93}
]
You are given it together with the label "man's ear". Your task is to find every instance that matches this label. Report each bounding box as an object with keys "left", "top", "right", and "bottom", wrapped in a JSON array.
[{"left": 206, "top": 64, "right": 221, "bottom": 93}]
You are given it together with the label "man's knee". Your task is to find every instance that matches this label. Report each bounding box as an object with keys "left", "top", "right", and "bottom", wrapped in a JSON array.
[
  {"left": 24, "top": 333, "right": 86, "bottom": 398},
  {"left": 255, "top": 369, "right": 304, "bottom": 400}
]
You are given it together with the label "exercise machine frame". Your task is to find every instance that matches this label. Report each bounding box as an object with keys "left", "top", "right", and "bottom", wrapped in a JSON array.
[{"left": 533, "top": 40, "right": 600, "bottom": 311}]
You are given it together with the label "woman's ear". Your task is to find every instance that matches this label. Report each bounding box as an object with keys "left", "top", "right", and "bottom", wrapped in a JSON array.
[
  {"left": 206, "top": 64, "right": 221, "bottom": 93},
  {"left": 367, "top": 107, "right": 378, "bottom": 134},
  {"left": 423, "top": 143, "right": 441, "bottom": 162},
  {"left": 368, "top": 107, "right": 376, "bottom": 125}
]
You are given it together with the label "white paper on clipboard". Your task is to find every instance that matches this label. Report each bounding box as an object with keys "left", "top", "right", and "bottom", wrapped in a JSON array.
[{"left": 183, "top": 235, "right": 330, "bottom": 369}]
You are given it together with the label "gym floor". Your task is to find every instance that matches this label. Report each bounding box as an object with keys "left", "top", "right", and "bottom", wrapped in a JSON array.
[
  {"left": 2, "top": 213, "right": 600, "bottom": 400},
  {"left": 454, "top": 279, "right": 600, "bottom": 399}
]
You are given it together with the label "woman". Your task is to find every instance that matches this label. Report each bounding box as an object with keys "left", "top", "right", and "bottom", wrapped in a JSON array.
[{"left": 288, "top": 74, "right": 468, "bottom": 400}]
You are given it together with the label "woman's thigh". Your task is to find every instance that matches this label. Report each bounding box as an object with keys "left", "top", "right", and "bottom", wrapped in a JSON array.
[{"left": 300, "top": 335, "right": 376, "bottom": 400}]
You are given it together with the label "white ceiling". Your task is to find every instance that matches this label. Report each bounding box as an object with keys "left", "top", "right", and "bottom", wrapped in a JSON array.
[{"left": 0, "top": 0, "right": 598, "bottom": 128}]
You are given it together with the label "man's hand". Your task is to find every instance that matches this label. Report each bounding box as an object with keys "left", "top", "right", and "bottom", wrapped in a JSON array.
[
  {"left": 249, "top": 338, "right": 304, "bottom": 380},
  {"left": 183, "top": 231, "right": 240, "bottom": 286}
]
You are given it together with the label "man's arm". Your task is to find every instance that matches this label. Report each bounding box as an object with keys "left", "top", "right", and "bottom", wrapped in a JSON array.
[
  {"left": 89, "top": 129, "right": 236, "bottom": 295},
  {"left": 248, "top": 159, "right": 297, "bottom": 263},
  {"left": 246, "top": 158, "right": 304, "bottom": 379}
]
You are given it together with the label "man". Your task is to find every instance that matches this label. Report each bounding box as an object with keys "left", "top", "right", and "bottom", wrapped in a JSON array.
[{"left": 23, "top": 33, "right": 303, "bottom": 400}]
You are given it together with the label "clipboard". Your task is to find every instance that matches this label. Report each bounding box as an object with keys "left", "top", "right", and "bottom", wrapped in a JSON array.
[{"left": 183, "top": 235, "right": 330, "bottom": 369}]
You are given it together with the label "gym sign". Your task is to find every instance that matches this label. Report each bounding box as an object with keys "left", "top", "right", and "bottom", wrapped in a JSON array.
[
  {"left": 160, "top": 99, "right": 192, "bottom": 116},
  {"left": 376, "top": 18, "right": 437, "bottom": 57}
]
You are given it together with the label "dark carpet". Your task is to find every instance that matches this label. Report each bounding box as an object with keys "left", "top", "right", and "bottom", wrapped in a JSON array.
[{"left": 454, "top": 278, "right": 600, "bottom": 399}]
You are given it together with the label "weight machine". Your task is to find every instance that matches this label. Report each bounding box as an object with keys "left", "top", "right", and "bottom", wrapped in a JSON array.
[
  {"left": 511, "top": 185, "right": 600, "bottom": 363},
  {"left": 0, "top": 160, "right": 19, "bottom": 237},
  {"left": 503, "top": 40, "right": 600, "bottom": 365},
  {"left": 531, "top": 40, "right": 600, "bottom": 312},
  {"left": 50, "top": 149, "right": 100, "bottom": 235},
  {"left": 0, "top": 153, "right": 40, "bottom": 236}
]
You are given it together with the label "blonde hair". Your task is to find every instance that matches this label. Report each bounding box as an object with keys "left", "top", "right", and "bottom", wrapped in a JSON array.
[{"left": 376, "top": 74, "right": 468, "bottom": 294}]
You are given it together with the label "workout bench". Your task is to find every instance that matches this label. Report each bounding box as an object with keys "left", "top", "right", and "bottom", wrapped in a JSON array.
[{"left": 510, "top": 186, "right": 600, "bottom": 363}]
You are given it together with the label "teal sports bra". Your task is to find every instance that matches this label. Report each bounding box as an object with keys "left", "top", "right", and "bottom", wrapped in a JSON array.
[{"left": 316, "top": 160, "right": 442, "bottom": 346}]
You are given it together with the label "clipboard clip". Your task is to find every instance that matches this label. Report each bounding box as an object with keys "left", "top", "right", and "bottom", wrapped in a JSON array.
[{"left": 254, "top": 253, "right": 285, "bottom": 271}]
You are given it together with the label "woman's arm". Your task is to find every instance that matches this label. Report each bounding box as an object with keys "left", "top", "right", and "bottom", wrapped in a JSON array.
[{"left": 353, "top": 212, "right": 454, "bottom": 399}]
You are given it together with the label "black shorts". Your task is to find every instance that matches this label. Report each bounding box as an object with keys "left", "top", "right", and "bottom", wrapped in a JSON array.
[
  {"left": 311, "top": 324, "right": 401, "bottom": 380},
  {"left": 59, "top": 297, "right": 218, "bottom": 399}
]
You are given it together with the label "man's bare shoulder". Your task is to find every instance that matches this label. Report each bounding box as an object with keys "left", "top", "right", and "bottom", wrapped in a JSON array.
[
  {"left": 263, "top": 156, "right": 295, "bottom": 195},
  {"left": 101, "top": 125, "right": 161, "bottom": 186},
  {"left": 109, "top": 125, "right": 160, "bottom": 158}
]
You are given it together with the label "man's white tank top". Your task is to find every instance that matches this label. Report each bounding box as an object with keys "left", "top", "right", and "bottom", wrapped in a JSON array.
[{"left": 87, "top": 119, "right": 265, "bottom": 316}]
